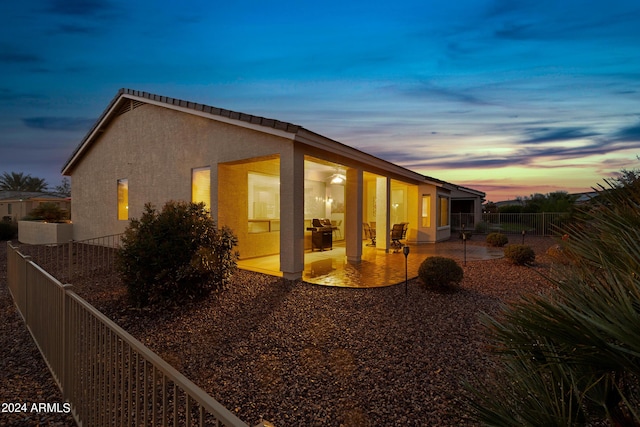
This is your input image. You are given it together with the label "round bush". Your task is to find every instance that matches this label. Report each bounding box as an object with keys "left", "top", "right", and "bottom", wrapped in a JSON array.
[
  {"left": 486, "top": 232, "right": 508, "bottom": 247},
  {"left": 504, "top": 244, "right": 535, "bottom": 265},
  {"left": 418, "top": 256, "right": 464, "bottom": 291},
  {"left": 546, "top": 244, "right": 573, "bottom": 265},
  {"left": 116, "top": 201, "right": 238, "bottom": 307}
]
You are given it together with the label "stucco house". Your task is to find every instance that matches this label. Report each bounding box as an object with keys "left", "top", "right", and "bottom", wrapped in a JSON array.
[
  {"left": 0, "top": 191, "right": 70, "bottom": 222},
  {"left": 61, "top": 88, "right": 484, "bottom": 280}
]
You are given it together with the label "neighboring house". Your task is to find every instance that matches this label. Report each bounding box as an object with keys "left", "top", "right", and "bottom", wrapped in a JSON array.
[
  {"left": 61, "top": 88, "right": 485, "bottom": 280},
  {"left": 571, "top": 191, "right": 598, "bottom": 204},
  {"left": 0, "top": 191, "right": 70, "bottom": 222},
  {"left": 494, "top": 198, "right": 526, "bottom": 209}
]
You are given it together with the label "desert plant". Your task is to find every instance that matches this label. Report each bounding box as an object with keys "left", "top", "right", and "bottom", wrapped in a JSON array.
[
  {"left": 486, "top": 232, "right": 508, "bottom": 247},
  {"left": 503, "top": 244, "right": 535, "bottom": 265},
  {"left": 0, "top": 221, "right": 17, "bottom": 240},
  {"left": 27, "top": 202, "right": 68, "bottom": 222},
  {"left": 418, "top": 256, "right": 464, "bottom": 291},
  {"left": 116, "top": 201, "right": 238, "bottom": 307},
  {"left": 498, "top": 204, "right": 523, "bottom": 213},
  {"left": 466, "top": 177, "right": 640, "bottom": 426},
  {"left": 545, "top": 243, "right": 574, "bottom": 265}
]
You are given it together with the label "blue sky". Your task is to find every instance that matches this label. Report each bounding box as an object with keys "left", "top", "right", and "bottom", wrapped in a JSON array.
[{"left": 1, "top": 0, "right": 639, "bottom": 201}]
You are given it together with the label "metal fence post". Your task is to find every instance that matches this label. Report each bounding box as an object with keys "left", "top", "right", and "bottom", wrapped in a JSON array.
[
  {"left": 61, "top": 283, "right": 73, "bottom": 402},
  {"left": 22, "top": 255, "right": 31, "bottom": 323},
  {"left": 7, "top": 240, "right": 256, "bottom": 427},
  {"left": 68, "top": 241, "right": 73, "bottom": 281}
]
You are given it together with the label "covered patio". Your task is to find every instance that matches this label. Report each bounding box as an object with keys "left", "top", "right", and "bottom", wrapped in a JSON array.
[{"left": 238, "top": 241, "right": 503, "bottom": 288}]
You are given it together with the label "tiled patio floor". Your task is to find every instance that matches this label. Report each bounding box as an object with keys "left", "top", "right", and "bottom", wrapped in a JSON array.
[{"left": 238, "top": 240, "right": 504, "bottom": 288}]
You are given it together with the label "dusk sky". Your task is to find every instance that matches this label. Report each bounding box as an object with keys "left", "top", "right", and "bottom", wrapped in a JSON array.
[{"left": 1, "top": 0, "right": 639, "bottom": 201}]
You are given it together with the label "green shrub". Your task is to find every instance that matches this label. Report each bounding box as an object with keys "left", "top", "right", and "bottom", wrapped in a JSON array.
[
  {"left": 503, "top": 244, "right": 535, "bottom": 265},
  {"left": 28, "top": 202, "right": 69, "bottom": 222},
  {"left": 418, "top": 256, "right": 464, "bottom": 291},
  {"left": 0, "top": 222, "right": 17, "bottom": 240},
  {"left": 116, "top": 201, "right": 238, "bottom": 307},
  {"left": 486, "top": 232, "right": 508, "bottom": 247},
  {"left": 498, "top": 204, "right": 523, "bottom": 213},
  {"left": 546, "top": 243, "right": 572, "bottom": 265},
  {"left": 466, "top": 177, "right": 640, "bottom": 426}
]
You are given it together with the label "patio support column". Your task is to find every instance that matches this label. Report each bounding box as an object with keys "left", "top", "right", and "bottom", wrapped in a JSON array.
[
  {"left": 210, "top": 166, "right": 219, "bottom": 224},
  {"left": 280, "top": 146, "right": 305, "bottom": 280},
  {"left": 345, "top": 167, "right": 363, "bottom": 263},
  {"left": 376, "top": 176, "right": 390, "bottom": 252}
]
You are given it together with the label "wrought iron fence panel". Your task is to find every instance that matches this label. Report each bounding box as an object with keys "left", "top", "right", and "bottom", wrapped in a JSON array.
[
  {"left": 451, "top": 212, "right": 570, "bottom": 236},
  {"left": 6, "top": 241, "right": 252, "bottom": 427},
  {"left": 13, "top": 234, "right": 122, "bottom": 282}
]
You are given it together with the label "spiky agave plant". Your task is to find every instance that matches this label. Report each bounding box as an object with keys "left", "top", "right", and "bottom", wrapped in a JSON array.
[{"left": 466, "top": 178, "right": 640, "bottom": 426}]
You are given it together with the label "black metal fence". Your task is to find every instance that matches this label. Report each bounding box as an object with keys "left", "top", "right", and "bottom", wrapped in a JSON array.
[{"left": 451, "top": 212, "right": 571, "bottom": 236}]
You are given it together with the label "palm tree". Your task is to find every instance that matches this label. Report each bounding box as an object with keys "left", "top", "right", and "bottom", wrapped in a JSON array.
[
  {"left": 466, "top": 176, "right": 640, "bottom": 426},
  {"left": 0, "top": 171, "right": 48, "bottom": 191}
]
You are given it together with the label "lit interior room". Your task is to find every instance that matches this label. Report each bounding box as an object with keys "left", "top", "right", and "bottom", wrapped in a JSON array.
[{"left": 304, "top": 158, "right": 346, "bottom": 251}]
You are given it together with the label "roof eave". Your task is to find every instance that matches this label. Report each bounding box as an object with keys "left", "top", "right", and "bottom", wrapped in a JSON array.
[
  {"left": 61, "top": 88, "right": 486, "bottom": 198},
  {"left": 454, "top": 185, "right": 486, "bottom": 198},
  {"left": 61, "top": 89, "right": 126, "bottom": 175},
  {"left": 294, "top": 129, "right": 432, "bottom": 184},
  {"left": 62, "top": 88, "right": 301, "bottom": 176}
]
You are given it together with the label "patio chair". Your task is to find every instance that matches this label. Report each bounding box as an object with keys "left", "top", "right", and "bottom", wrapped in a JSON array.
[
  {"left": 363, "top": 222, "right": 376, "bottom": 246},
  {"left": 390, "top": 222, "right": 408, "bottom": 252}
]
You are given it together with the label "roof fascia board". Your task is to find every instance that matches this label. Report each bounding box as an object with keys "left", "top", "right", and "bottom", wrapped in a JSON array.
[
  {"left": 62, "top": 92, "right": 298, "bottom": 175},
  {"left": 61, "top": 89, "right": 485, "bottom": 197},
  {"left": 124, "top": 93, "right": 298, "bottom": 140},
  {"left": 455, "top": 186, "right": 486, "bottom": 197},
  {"left": 425, "top": 179, "right": 447, "bottom": 188},
  {"left": 294, "top": 129, "right": 433, "bottom": 184},
  {"left": 62, "top": 93, "right": 126, "bottom": 175}
]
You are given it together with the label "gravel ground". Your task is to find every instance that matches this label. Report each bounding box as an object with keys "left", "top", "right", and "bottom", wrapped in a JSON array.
[{"left": 1, "top": 236, "right": 558, "bottom": 426}]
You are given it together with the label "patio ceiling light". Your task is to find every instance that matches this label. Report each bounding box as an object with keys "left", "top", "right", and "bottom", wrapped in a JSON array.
[{"left": 330, "top": 173, "right": 346, "bottom": 185}]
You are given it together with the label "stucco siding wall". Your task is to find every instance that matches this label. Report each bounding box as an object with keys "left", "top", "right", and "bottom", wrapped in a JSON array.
[
  {"left": 69, "top": 103, "right": 292, "bottom": 241},
  {"left": 18, "top": 221, "right": 73, "bottom": 244},
  {"left": 411, "top": 184, "right": 454, "bottom": 243},
  {"left": 405, "top": 184, "right": 419, "bottom": 242},
  {"left": 218, "top": 159, "right": 281, "bottom": 259}
]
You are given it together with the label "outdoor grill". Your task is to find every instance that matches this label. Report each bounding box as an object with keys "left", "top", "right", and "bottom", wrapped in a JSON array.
[{"left": 307, "top": 218, "right": 334, "bottom": 251}]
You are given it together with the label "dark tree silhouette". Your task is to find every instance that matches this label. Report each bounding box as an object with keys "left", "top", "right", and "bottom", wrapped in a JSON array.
[
  {"left": 54, "top": 177, "right": 71, "bottom": 197},
  {"left": 0, "top": 171, "right": 48, "bottom": 192}
]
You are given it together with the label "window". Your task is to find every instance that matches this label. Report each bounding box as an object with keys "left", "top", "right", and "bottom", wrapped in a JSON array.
[
  {"left": 192, "top": 167, "right": 211, "bottom": 212},
  {"left": 421, "top": 195, "right": 430, "bottom": 227},
  {"left": 7, "top": 204, "right": 12, "bottom": 215},
  {"left": 117, "top": 179, "right": 128, "bottom": 220},
  {"left": 438, "top": 195, "right": 449, "bottom": 227},
  {"left": 248, "top": 172, "right": 280, "bottom": 233}
]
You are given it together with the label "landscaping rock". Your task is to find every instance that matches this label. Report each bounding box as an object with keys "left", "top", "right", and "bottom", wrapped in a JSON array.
[{"left": 1, "top": 237, "right": 556, "bottom": 426}]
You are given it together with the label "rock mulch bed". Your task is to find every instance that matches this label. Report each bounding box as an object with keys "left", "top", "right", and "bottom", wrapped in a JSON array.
[{"left": 1, "top": 237, "right": 557, "bottom": 426}]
